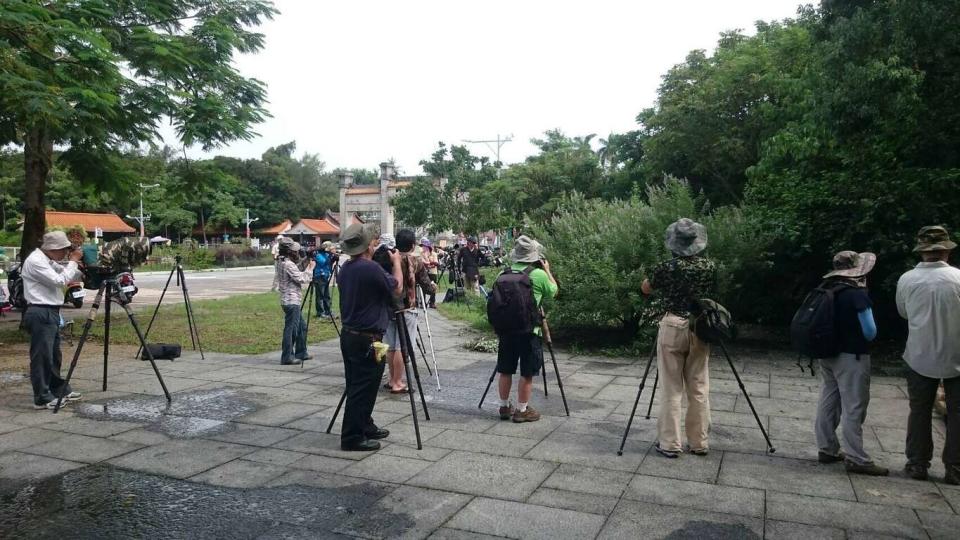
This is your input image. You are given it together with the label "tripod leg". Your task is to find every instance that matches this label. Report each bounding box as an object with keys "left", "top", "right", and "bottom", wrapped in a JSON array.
[
  {"left": 395, "top": 313, "right": 424, "bottom": 449},
  {"left": 118, "top": 301, "right": 172, "bottom": 402},
  {"left": 719, "top": 341, "right": 775, "bottom": 454},
  {"left": 329, "top": 311, "right": 340, "bottom": 337},
  {"left": 138, "top": 265, "right": 176, "bottom": 358},
  {"left": 325, "top": 390, "right": 347, "bottom": 434},
  {"left": 645, "top": 369, "right": 659, "bottom": 419},
  {"left": 544, "top": 339, "right": 570, "bottom": 416},
  {"left": 478, "top": 364, "right": 498, "bottom": 409},
  {"left": 399, "top": 313, "right": 430, "bottom": 420},
  {"left": 179, "top": 266, "right": 202, "bottom": 358},
  {"left": 54, "top": 286, "right": 106, "bottom": 413},
  {"left": 541, "top": 359, "right": 549, "bottom": 397},
  {"left": 102, "top": 291, "right": 111, "bottom": 392},
  {"left": 416, "top": 326, "right": 433, "bottom": 377},
  {"left": 418, "top": 287, "right": 441, "bottom": 391},
  {"left": 618, "top": 340, "right": 658, "bottom": 456}
]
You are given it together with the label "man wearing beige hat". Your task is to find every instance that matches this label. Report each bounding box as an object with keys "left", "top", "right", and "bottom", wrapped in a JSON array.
[
  {"left": 814, "top": 250, "right": 888, "bottom": 476},
  {"left": 897, "top": 225, "right": 960, "bottom": 484},
  {"left": 21, "top": 231, "right": 84, "bottom": 409}
]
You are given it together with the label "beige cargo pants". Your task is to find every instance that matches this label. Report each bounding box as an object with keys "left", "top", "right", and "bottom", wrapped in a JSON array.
[{"left": 656, "top": 313, "right": 711, "bottom": 452}]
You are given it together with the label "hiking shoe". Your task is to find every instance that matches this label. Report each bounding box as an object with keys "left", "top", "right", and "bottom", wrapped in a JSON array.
[
  {"left": 904, "top": 464, "right": 929, "bottom": 481},
  {"left": 944, "top": 466, "right": 960, "bottom": 486},
  {"left": 685, "top": 445, "right": 709, "bottom": 456},
  {"left": 60, "top": 391, "right": 82, "bottom": 401},
  {"left": 845, "top": 461, "right": 889, "bottom": 476},
  {"left": 33, "top": 400, "right": 61, "bottom": 410},
  {"left": 818, "top": 451, "right": 845, "bottom": 464},
  {"left": 498, "top": 403, "right": 514, "bottom": 420},
  {"left": 512, "top": 406, "right": 541, "bottom": 423},
  {"left": 655, "top": 442, "right": 680, "bottom": 459}
]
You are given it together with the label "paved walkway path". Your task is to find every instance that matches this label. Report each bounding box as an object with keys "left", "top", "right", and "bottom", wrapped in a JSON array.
[{"left": 0, "top": 310, "right": 955, "bottom": 539}]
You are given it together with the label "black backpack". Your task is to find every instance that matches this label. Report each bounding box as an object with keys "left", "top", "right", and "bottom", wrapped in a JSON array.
[
  {"left": 486, "top": 266, "right": 541, "bottom": 336},
  {"left": 790, "top": 281, "right": 850, "bottom": 359},
  {"left": 691, "top": 299, "right": 734, "bottom": 344}
]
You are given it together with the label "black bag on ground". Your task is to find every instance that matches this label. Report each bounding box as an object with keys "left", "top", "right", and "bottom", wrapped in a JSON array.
[
  {"left": 141, "top": 343, "right": 181, "bottom": 361},
  {"left": 486, "top": 267, "right": 541, "bottom": 336},
  {"left": 790, "top": 281, "right": 849, "bottom": 359},
  {"left": 691, "top": 299, "right": 734, "bottom": 344}
]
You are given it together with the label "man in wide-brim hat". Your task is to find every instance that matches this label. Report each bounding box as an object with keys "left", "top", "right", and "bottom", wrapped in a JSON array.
[
  {"left": 814, "top": 250, "right": 889, "bottom": 476},
  {"left": 20, "top": 231, "right": 85, "bottom": 409},
  {"left": 336, "top": 224, "right": 403, "bottom": 451},
  {"left": 897, "top": 225, "right": 960, "bottom": 484},
  {"left": 640, "top": 218, "right": 717, "bottom": 458}
]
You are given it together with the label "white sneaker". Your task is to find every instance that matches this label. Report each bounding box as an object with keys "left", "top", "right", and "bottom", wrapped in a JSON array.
[
  {"left": 61, "top": 391, "right": 83, "bottom": 401},
  {"left": 33, "top": 400, "right": 62, "bottom": 410}
]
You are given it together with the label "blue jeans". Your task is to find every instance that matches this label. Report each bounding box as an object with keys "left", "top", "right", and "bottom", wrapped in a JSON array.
[
  {"left": 314, "top": 277, "right": 332, "bottom": 316},
  {"left": 281, "top": 304, "right": 308, "bottom": 363}
]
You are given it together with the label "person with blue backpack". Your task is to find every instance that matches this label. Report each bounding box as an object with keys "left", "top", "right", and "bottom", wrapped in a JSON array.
[
  {"left": 801, "top": 250, "right": 888, "bottom": 476},
  {"left": 313, "top": 241, "right": 336, "bottom": 318}
]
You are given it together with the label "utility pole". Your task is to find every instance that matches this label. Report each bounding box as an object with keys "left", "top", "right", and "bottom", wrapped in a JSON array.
[
  {"left": 462, "top": 133, "right": 513, "bottom": 177},
  {"left": 126, "top": 182, "right": 159, "bottom": 238},
  {"left": 243, "top": 208, "right": 259, "bottom": 239}
]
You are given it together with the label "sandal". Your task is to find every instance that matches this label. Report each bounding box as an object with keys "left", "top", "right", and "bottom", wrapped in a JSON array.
[{"left": 389, "top": 387, "right": 408, "bottom": 394}]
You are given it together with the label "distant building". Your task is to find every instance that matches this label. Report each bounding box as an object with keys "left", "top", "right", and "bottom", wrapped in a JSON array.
[
  {"left": 286, "top": 215, "right": 340, "bottom": 247},
  {"left": 37, "top": 211, "right": 135, "bottom": 241}
]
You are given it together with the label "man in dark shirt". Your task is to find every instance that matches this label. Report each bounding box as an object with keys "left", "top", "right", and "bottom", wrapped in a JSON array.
[
  {"left": 641, "top": 218, "right": 717, "bottom": 458},
  {"left": 337, "top": 223, "right": 402, "bottom": 451},
  {"left": 457, "top": 237, "right": 481, "bottom": 293},
  {"left": 814, "top": 251, "right": 888, "bottom": 476}
]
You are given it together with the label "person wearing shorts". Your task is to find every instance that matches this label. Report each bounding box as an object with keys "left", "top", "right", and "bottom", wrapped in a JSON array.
[{"left": 496, "top": 235, "right": 558, "bottom": 423}]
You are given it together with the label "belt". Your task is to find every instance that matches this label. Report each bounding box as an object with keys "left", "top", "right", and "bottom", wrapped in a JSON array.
[
  {"left": 27, "top": 304, "right": 62, "bottom": 309},
  {"left": 344, "top": 327, "right": 383, "bottom": 340}
]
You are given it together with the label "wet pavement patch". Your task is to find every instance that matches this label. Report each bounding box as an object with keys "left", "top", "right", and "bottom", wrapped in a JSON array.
[
  {"left": 75, "top": 388, "right": 258, "bottom": 438},
  {"left": 0, "top": 465, "right": 413, "bottom": 539},
  {"left": 664, "top": 521, "right": 761, "bottom": 539}
]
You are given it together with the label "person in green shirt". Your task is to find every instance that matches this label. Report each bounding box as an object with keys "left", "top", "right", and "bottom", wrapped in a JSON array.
[{"left": 496, "top": 235, "right": 558, "bottom": 423}]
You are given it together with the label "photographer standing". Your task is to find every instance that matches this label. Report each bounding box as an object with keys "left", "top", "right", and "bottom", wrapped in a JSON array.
[
  {"left": 457, "top": 237, "right": 481, "bottom": 293},
  {"left": 641, "top": 219, "right": 717, "bottom": 458},
  {"left": 493, "top": 235, "right": 558, "bottom": 423},
  {"left": 21, "top": 231, "right": 83, "bottom": 409},
  {"left": 313, "top": 241, "right": 336, "bottom": 318},
  {"left": 277, "top": 242, "right": 315, "bottom": 365},
  {"left": 420, "top": 239, "right": 439, "bottom": 308},
  {"left": 337, "top": 224, "right": 402, "bottom": 451}
]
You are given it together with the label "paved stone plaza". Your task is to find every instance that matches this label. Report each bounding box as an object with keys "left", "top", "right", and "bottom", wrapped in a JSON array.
[{"left": 0, "top": 312, "right": 957, "bottom": 539}]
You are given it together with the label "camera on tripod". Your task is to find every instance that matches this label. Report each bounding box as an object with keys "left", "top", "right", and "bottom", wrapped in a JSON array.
[{"left": 82, "top": 237, "right": 151, "bottom": 305}]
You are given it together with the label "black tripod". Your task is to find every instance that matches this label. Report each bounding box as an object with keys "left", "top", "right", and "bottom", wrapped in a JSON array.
[
  {"left": 138, "top": 255, "right": 203, "bottom": 360},
  {"left": 478, "top": 312, "right": 570, "bottom": 416},
  {"left": 325, "top": 309, "right": 429, "bottom": 449},
  {"left": 617, "top": 338, "right": 775, "bottom": 455},
  {"left": 299, "top": 277, "right": 340, "bottom": 368},
  {"left": 54, "top": 278, "right": 171, "bottom": 413}
]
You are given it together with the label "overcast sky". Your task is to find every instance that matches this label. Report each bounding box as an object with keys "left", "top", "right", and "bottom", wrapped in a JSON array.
[{"left": 166, "top": 0, "right": 806, "bottom": 175}]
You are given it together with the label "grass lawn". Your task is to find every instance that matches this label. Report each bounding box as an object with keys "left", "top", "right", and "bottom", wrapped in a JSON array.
[
  {"left": 434, "top": 266, "right": 497, "bottom": 333},
  {"left": 81, "top": 290, "right": 341, "bottom": 355}
]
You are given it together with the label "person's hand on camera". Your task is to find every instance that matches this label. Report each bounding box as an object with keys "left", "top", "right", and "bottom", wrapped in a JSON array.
[
  {"left": 540, "top": 259, "right": 550, "bottom": 273},
  {"left": 68, "top": 249, "right": 83, "bottom": 263}
]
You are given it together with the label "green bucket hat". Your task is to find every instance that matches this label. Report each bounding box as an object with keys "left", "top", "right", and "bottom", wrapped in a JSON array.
[
  {"left": 341, "top": 223, "right": 377, "bottom": 256},
  {"left": 914, "top": 225, "right": 957, "bottom": 252}
]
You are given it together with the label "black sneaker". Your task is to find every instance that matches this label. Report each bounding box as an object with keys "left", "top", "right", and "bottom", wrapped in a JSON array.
[
  {"left": 655, "top": 442, "right": 680, "bottom": 459},
  {"left": 818, "top": 451, "right": 845, "bottom": 464},
  {"left": 341, "top": 440, "right": 381, "bottom": 452},
  {"left": 944, "top": 465, "right": 960, "bottom": 485},
  {"left": 365, "top": 428, "right": 390, "bottom": 440},
  {"left": 904, "top": 463, "right": 929, "bottom": 481}
]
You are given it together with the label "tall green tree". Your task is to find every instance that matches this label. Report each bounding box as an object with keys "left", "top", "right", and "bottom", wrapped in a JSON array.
[{"left": 0, "top": 0, "right": 276, "bottom": 256}]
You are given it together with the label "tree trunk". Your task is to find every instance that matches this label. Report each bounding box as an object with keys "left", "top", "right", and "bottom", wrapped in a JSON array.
[{"left": 20, "top": 126, "right": 53, "bottom": 258}]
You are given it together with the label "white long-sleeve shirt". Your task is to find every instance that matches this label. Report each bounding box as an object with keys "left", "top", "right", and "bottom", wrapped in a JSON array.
[
  {"left": 21, "top": 248, "right": 82, "bottom": 306},
  {"left": 896, "top": 261, "right": 960, "bottom": 379}
]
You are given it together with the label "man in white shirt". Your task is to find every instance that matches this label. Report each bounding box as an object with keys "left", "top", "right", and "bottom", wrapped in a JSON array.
[
  {"left": 896, "top": 225, "right": 960, "bottom": 484},
  {"left": 21, "top": 231, "right": 84, "bottom": 409}
]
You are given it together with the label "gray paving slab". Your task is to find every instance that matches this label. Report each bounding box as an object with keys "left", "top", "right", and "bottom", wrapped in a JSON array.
[
  {"left": 542, "top": 463, "right": 632, "bottom": 497},
  {"left": 0, "top": 427, "right": 64, "bottom": 452},
  {"left": 428, "top": 429, "right": 541, "bottom": 458},
  {"left": 624, "top": 473, "right": 765, "bottom": 518},
  {"left": 0, "top": 420, "right": 26, "bottom": 435},
  {"left": 340, "top": 453, "right": 434, "bottom": 483},
  {"left": 526, "top": 486, "right": 620, "bottom": 515},
  {"left": 189, "top": 458, "right": 289, "bottom": 488},
  {"left": 408, "top": 450, "right": 555, "bottom": 501},
  {"left": 718, "top": 451, "right": 857, "bottom": 500},
  {"left": 637, "top": 445, "right": 723, "bottom": 483},
  {"left": 40, "top": 416, "right": 143, "bottom": 438},
  {"left": 242, "top": 447, "right": 308, "bottom": 466},
  {"left": 203, "top": 423, "right": 300, "bottom": 447},
  {"left": 850, "top": 473, "right": 953, "bottom": 512},
  {"left": 916, "top": 509, "right": 960, "bottom": 540},
  {"left": 22, "top": 432, "right": 143, "bottom": 464},
  {"left": 379, "top": 442, "right": 452, "bottom": 462},
  {"left": 597, "top": 499, "right": 763, "bottom": 539},
  {"left": 426, "top": 528, "right": 505, "bottom": 539},
  {"left": 108, "top": 438, "right": 256, "bottom": 479},
  {"left": 765, "top": 490, "right": 927, "bottom": 539},
  {"left": 238, "top": 402, "right": 325, "bottom": 426},
  {"left": 525, "top": 430, "right": 647, "bottom": 473},
  {"left": 764, "top": 520, "right": 845, "bottom": 540},
  {"left": 289, "top": 453, "right": 355, "bottom": 473},
  {"left": 0, "top": 450, "right": 86, "bottom": 483},
  {"left": 108, "top": 427, "right": 171, "bottom": 446},
  {"left": 336, "top": 485, "right": 472, "bottom": 540},
  {"left": 483, "top": 414, "right": 563, "bottom": 440},
  {"left": 446, "top": 496, "right": 606, "bottom": 540},
  {"left": 273, "top": 430, "right": 383, "bottom": 460}
]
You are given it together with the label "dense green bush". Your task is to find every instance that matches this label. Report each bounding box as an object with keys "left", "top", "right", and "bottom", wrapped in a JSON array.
[{"left": 528, "top": 177, "right": 761, "bottom": 336}]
